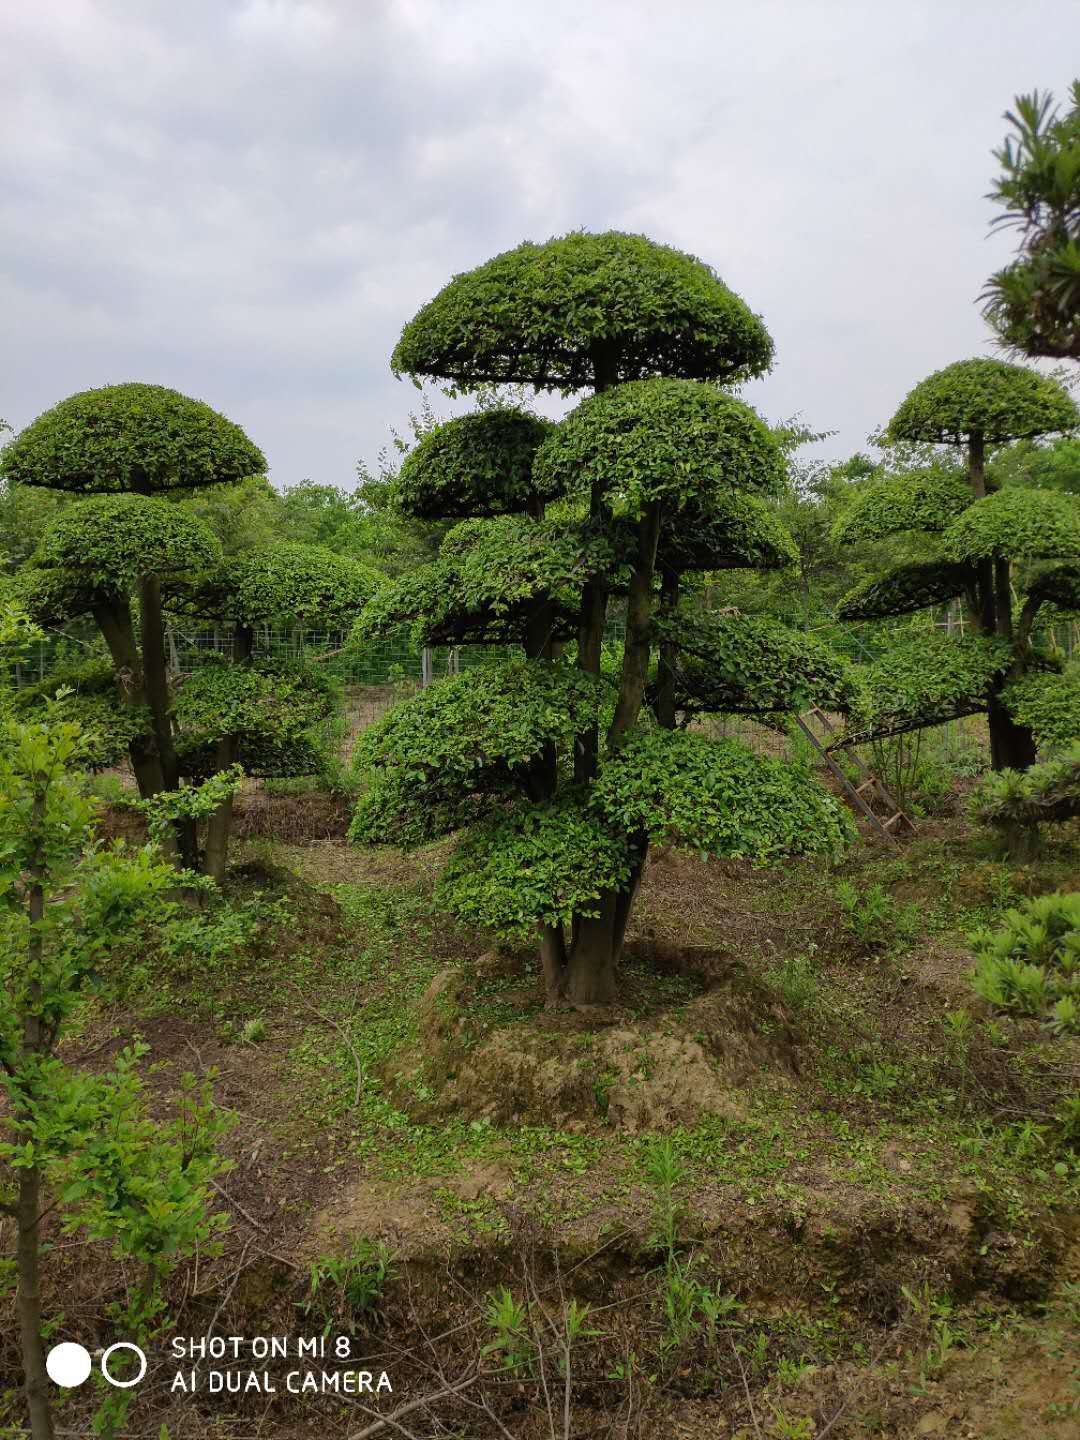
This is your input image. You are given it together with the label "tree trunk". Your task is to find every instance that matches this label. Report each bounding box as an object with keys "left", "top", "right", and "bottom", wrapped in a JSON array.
[
  {"left": 655, "top": 571, "right": 680, "bottom": 730},
  {"left": 608, "top": 502, "right": 661, "bottom": 746},
  {"left": 988, "top": 693, "right": 1038, "bottom": 771},
  {"left": 203, "top": 737, "right": 235, "bottom": 883},
  {"left": 93, "top": 599, "right": 166, "bottom": 800},
  {"left": 564, "top": 893, "right": 618, "bottom": 1005},
  {"left": 17, "top": 793, "right": 55, "bottom": 1440},
  {"left": 538, "top": 925, "right": 567, "bottom": 1004},
  {"left": 16, "top": 1165, "right": 53, "bottom": 1440},
  {"left": 139, "top": 575, "right": 196, "bottom": 868}
]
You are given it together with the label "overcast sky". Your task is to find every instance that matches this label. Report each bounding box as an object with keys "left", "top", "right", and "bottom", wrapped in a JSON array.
[{"left": 1, "top": 1, "right": 1075, "bottom": 488}]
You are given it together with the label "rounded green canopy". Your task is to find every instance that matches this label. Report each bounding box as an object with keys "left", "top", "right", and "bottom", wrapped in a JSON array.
[
  {"left": 655, "top": 489, "right": 798, "bottom": 575},
  {"left": 943, "top": 487, "right": 1080, "bottom": 563},
  {"left": 534, "top": 378, "right": 786, "bottom": 515},
  {"left": 832, "top": 469, "right": 973, "bottom": 544},
  {"left": 394, "top": 408, "right": 557, "bottom": 519},
  {"left": 888, "top": 358, "right": 1077, "bottom": 446},
  {"left": 354, "top": 515, "right": 613, "bottom": 647},
  {"left": 654, "top": 609, "right": 862, "bottom": 718},
  {"left": 0, "top": 383, "right": 266, "bottom": 494},
  {"left": 38, "top": 493, "right": 221, "bottom": 590},
  {"left": 392, "top": 230, "right": 774, "bottom": 393},
  {"left": 165, "top": 543, "right": 380, "bottom": 631}
]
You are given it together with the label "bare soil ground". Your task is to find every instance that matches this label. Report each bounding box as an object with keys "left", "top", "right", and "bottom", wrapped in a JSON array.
[{"left": 2, "top": 805, "right": 1078, "bottom": 1438}]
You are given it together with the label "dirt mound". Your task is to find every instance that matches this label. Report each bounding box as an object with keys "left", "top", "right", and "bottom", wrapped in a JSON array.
[{"left": 386, "top": 957, "right": 799, "bottom": 1132}]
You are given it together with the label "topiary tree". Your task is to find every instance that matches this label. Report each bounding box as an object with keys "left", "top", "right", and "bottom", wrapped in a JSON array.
[
  {"left": 0, "top": 385, "right": 266, "bottom": 866},
  {"left": 832, "top": 358, "right": 1079, "bottom": 776},
  {"left": 162, "top": 543, "right": 379, "bottom": 878},
  {"left": 352, "top": 231, "right": 854, "bottom": 1005}
]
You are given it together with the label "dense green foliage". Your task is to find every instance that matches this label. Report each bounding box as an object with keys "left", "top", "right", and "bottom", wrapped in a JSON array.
[
  {"left": 534, "top": 378, "right": 786, "bottom": 513},
  {"left": 839, "top": 632, "right": 1014, "bottom": 744},
  {"left": 972, "top": 745, "right": 1080, "bottom": 837},
  {"left": 350, "top": 660, "right": 607, "bottom": 848},
  {"left": 942, "top": 486, "right": 1080, "bottom": 562},
  {"left": 395, "top": 408, "right": 557, "bottom": 518},
  {"left": 1002, "top": 669, "right": 1080, "bottom": 751},
  {"left": 832, "top": 469, "right": 973, "bottom": 543},
  {"left": 983, "top": 83, "right": 1080, "bottom": 361},
  {"left": 0, "top": 383, "right": 266, "bottom": 494},
  {"left": 837, "top": 560, "right": 974, "bottom": 621},
  {"left": 655, "top": 609, "right": 861, "bottom": 717},
  {"left": 436, "top": 793, "right": 634, "bottom": 939},
  {"left": 887, "top": 358, "right": 1077, "bottom": 445},
  {"left": 392, "top": 230, "right": 774, "bottom": 392},
  {"left": 165, "top": 542, "right": 381, "bottom": 629},
  {"left": 1027, "top": 561, "right": 1080, "bottom": 613},
  {"left": 12, "top": 661, "right": 148, "bottom": 770},
  {"left": 173, "top": 659, "right": 336, "bottom": 778},
  {"left": 593, "top": 728, "right": 855, "bottom": 861},
  {"left": 38, "top": 493, "right": 221, "bottom": 589},
  {"left": 11, "top": 563, "right": 112, "bottom": 626},
  {"left": 653, "top": 489, "right": 798, "bottom": 573},
  {"left": 970, "top": 891, "right": 1080, "bottom": 1033},
  {"left": 354, "top": 516, "right": 611, "bottom": 646}
]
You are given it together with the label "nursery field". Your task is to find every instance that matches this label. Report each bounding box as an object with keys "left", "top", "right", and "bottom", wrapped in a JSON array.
[
  {"left": 1, "top": 741, "right": 1077, "bottom": 1439},
  {"left": 2, "top": 104, "right": 1080, "bottom": 1438}
]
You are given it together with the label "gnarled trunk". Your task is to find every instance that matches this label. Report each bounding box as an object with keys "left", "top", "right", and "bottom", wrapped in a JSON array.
[{"left": 139, "top": 574, "right": 196, "bottom": 868}]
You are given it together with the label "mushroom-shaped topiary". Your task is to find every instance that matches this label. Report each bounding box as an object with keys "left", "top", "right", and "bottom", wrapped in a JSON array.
[
  {"left": 166, "top": 543, "right": 381, "bottom": 654},
  {"left": 392, "top": 230, "right": 775, "bottom": 394},
  {"left": 836, "top": 360, "right": 1078, "bottom": 785},
  {"left": 161, "top": 542, "right": 375, "bottom": 879},
  {"left": 888, "top": 359, "right": 1078, "bottom": 450},
  {"left": 30, "top": 496, "right": 221, "bottom": 813},
  {"left": 0, "top": 383, "right": 267, "bottom": 868},
  {"left": 395, "top": 409, "right": 558, "bottom": 518},
  {"left": 355, "top": 233, "right": 849, "bottom": 1010},
  {"left": 837, "top": 561, "right": 975, "bottom": 622},
  {"left": 942, "top": 487, "right": 1080, "bottom": 564},
  {"left": 832, "top": 469, "right": 973, "bottom": 544},
  {"left": 0, "top": 383, "right": 266, "bottom": 495}
]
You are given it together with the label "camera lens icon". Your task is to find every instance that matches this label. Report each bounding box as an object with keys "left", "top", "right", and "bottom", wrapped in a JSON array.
[{"left": 46, "top": 1341, "right": 147, "bottom": 1389}]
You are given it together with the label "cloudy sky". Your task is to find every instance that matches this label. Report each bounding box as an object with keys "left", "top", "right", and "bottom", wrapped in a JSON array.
[{"left": 1, "top": 1, "right": 1075, "bottom": 487}]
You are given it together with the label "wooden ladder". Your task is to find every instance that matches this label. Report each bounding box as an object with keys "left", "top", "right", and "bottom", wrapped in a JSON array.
[{"left": 794, "top": 706, "right": 917, "bottom": 841}]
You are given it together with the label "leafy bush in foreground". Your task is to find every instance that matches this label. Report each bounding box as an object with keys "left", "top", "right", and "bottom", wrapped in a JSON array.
[{"left": 969, "top": 892, "right": 1080, "bottom": 1033}]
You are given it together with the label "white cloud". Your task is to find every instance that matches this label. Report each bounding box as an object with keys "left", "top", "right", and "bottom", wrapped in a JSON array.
[{"left": 0, "top": 0, "right": 1074, "bottom": 484}]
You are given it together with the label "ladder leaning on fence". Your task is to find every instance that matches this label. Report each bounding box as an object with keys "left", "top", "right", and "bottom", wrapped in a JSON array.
[{"left": 794, "top": 705, "right": 917, "bottom": 842}]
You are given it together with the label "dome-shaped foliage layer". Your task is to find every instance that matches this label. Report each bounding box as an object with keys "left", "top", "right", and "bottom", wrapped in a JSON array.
[
  {"left": 888, "top": 358, "right": 1077, "bottom": 445},
  {"left": 837, "top": 560, "right": 974, "bottom": 621},
  {"left": 832, "top": 469, "right": 974, "bottom": 543},
  {"left": 166, "top": 543, "right": 380, "bottom": 631},
  {"left": 39, "top": 494, "right": 221, "bottom": 590},
  {"left": 395, "top": 409, "right": 557, "bottom": 519},
  {"left": 943, "top": 487, "right": 1080, "bottom": 562},
  {"left": 392, "top": 230, "right": 774, "bottom": 392},
  {"left": 0, "top": 383, "right": 266, "bottom": 494},
  {"left": 534, "top": 378, "right": 786, "bottom": 515}
]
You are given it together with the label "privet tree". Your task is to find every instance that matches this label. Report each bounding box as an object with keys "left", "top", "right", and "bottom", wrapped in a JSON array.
[
  {"left": 983, "top": 81, "right": 1080, "bottom": 361},
  {"left": 832, "top": 358, "right": 1079, "bottom": 773},
  {"left": 0, "top": 384, "right": 266, "bottom": 865},
  {"left": 162, "top": 543, "right": 379, "bottom": 878},
  {"left": 351, "top": 231, "right": 852, "bottom": 1005}
]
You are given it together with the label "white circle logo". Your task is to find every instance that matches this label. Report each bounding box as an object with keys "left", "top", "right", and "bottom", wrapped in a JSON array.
[
  {"left": 100, "top": 1342, "right": 147, "bottom": 1389},
  {"left": 46, "top": 1343, "right": 92, "bottom": 1388}
]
